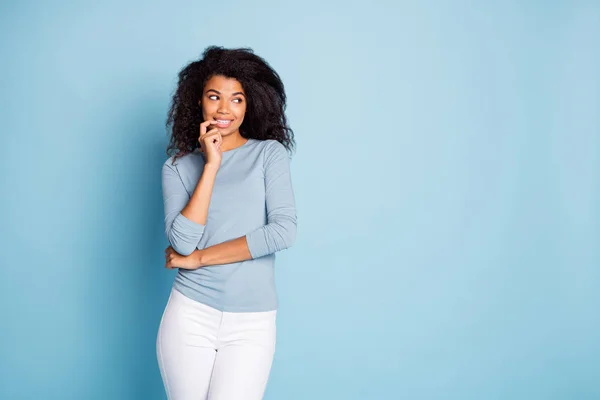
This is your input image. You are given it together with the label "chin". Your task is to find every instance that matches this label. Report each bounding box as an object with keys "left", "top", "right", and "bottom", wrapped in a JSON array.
[{"left": 223, "top": 126, "right": 241, "bottom": 135}]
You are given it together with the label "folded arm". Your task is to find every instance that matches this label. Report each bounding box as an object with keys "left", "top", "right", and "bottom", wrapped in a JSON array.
[
  {"left": 162, "top": 160, "right": 219, "bottom": 256},
  {"left": 193, "top": 141, "right": 297, "bottom": 267}
]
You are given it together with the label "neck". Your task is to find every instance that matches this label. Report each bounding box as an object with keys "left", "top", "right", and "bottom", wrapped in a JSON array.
[{"left": 220, "top": 132, "right": 248, "bottom": 152}]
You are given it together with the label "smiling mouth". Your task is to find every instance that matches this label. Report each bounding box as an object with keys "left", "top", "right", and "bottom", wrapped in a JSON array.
[{"left": 214, "top": 119, "right": 233, "bottom": 127}]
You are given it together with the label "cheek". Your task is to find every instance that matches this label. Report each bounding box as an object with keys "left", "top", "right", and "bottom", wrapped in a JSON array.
[
  {"left": 201, "top": 103, "right": 216, "bottom": 118},
  {"left": 236, "top": 106, "right": 247, "bottom": 122}
]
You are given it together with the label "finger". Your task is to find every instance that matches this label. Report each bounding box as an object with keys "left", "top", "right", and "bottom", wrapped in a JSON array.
[
  {"left": 200, "top": 129, "right": 221, "bottom": 141},
  {"left": 202, "top": 132, "right": 223, "bottom": 148},
  {"left": 204, "top": 129, "right": 222, "bottom": 142},
  {"left": 210, "top": 133, "right": 223, "bottom": 148},
  {"left": 200, "top": 120, "right": 217, "bottom": 135},
  {"left": 214, "top": 132, "right": 223, "bottom": 145}
]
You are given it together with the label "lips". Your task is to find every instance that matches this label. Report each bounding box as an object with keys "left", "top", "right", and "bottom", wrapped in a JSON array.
[{"left": 214, "top": 119, "right": 233, "bottom": 128}]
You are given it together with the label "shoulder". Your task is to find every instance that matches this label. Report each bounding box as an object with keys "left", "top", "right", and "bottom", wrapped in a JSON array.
[
  {"left": 254, "top": 140, "right": 290, "bottom": 172},
  {"left": 257, "top": 139, "right": 289, "bottom": 159},
  {"left": 162, "top": 150, "right": 203, "bottom": 173},
  {"left": 252, "top": 138, "right": 285, "bottom": 151}
]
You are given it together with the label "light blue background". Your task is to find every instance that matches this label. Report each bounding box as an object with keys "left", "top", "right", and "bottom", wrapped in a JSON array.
[{"left": 1, "top": 0, "right": 599, "bottom": 399}]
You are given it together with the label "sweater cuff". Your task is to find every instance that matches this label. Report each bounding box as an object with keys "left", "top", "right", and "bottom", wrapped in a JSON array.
[{"left": 245, "top": 230, "right": 268, "bottom": 259}]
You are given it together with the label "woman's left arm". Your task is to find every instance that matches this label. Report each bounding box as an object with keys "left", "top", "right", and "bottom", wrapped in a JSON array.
[{"left": 165, "top": 141, "right": 297, "bottom": 269}]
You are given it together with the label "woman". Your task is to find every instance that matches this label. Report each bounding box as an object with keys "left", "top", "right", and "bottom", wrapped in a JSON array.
[{"left": 156, "top": 46, "right": 297, "bottom": 400}]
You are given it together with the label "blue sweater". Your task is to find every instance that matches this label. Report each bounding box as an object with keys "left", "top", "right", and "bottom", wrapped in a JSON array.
[{"left": 161, "top": 138, "right": 297, "bottom": 312}]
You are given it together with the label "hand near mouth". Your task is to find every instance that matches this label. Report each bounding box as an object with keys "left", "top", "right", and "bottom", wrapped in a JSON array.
[{"left": 198, "top": 119, "right": 223, "bottom": 168}]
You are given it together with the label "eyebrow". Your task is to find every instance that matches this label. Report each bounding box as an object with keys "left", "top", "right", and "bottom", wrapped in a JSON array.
[{"left": 206, "top": 89, "right": 246, "bottom": 97}]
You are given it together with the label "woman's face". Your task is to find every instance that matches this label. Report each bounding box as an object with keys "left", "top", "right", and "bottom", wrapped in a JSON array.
[{"left": 200, "top": 75, "right": 247, "bottom": 137}]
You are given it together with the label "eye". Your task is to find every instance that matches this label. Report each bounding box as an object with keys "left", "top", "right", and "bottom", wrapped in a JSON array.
[
  {"left": 208, "top": 95, "right": 218, "bottom": 100},
  {"left": 233, "top": 98, "right": 243, "bottom": 103}
]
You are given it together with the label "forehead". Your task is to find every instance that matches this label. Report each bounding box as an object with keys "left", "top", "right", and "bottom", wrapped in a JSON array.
[{"left": 204, "top": 75, "right": 245, "bottom": 94}]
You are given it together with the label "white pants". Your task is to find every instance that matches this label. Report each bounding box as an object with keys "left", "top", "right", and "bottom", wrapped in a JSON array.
[{"left": 156, "top": 289, "right": 277, "bottom": 400}]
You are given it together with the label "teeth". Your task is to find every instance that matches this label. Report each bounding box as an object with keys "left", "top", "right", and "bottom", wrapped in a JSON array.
[{"left": 216, "top": 120, "right": 231, "bottom": 123}]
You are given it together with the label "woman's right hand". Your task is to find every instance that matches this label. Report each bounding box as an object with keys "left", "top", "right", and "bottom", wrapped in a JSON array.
[{"left": 198, "top": 120, "right": 223, "bottom": 169}]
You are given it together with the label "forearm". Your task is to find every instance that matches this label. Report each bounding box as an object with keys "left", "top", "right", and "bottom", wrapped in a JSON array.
[
  {"left": 180, "top": 164, "right": 219, "bottom": 226},
  {"left": 194, "top": 236, "right": 253, "bottom": 267}
]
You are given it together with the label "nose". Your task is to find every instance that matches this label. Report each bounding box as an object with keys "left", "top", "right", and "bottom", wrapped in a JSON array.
[{"left": 217, "top": 99, "right": 230, "bottom": 115}]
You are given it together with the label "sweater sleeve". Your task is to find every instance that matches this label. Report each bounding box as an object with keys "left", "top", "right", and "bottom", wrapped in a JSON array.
[
  {"left": 161, "top": 160, "right": 205, "bottom": 256},
  {"left": 245, "top": 141, "right": 297, "bottom": 259}
]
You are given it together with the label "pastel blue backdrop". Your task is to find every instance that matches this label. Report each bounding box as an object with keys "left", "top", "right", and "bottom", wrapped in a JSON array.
[{"left": 1, "top": 0, "right": 598, "bottom": 399}]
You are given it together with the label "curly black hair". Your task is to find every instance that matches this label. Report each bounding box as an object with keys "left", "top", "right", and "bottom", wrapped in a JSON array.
[{"left": 166, "top": 46, "right": 295, "bottom": 163}]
